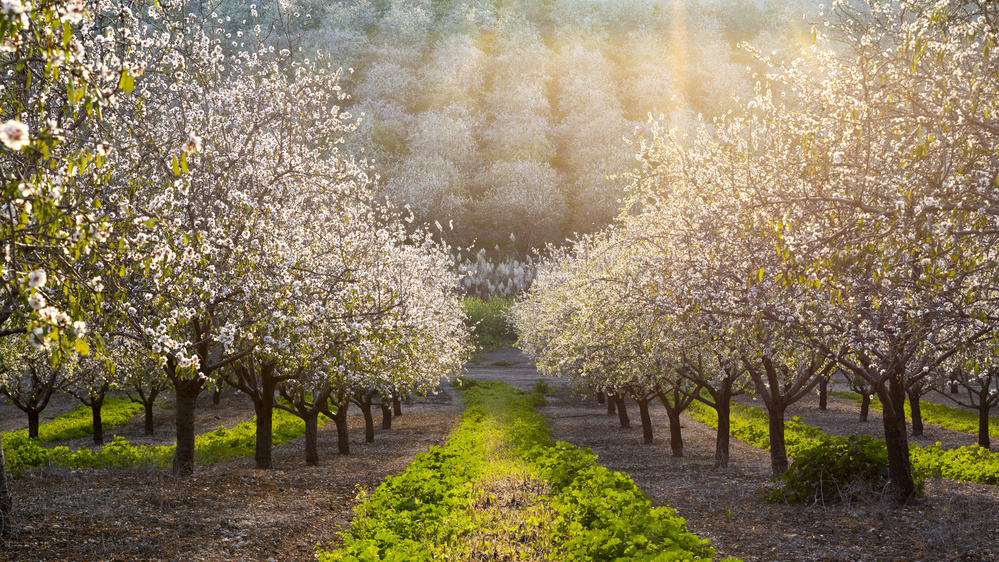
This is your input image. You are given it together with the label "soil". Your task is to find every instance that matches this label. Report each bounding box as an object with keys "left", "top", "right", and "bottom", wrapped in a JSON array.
[{"left": 2, "top": 351, "right": 999, "bottom": 561}]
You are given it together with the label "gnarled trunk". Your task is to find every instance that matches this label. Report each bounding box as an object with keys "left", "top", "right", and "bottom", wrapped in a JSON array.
[
  {"left": 334, "top": 410, "right": 350, "bottom": 454},
  {"left": 91, "top": 397, "right": 104, "bottom": 446},
  {"left": 715, "top": 398, "right": 731, "bottom": 469},
  {"left": 27, "top": 410, "right": 40, "bottom": 439},
  {"left": 144, "top": 401, "right": 156, "bottom": 435},
  {"left": 818, "top": 378, "right": 828, "bottom": 411},
  {"left": 596, "top": 390, "right": 605, "bottom": 405},
  {"left": 358, "top": 399, "right": 375, "bottom": 443},
  {"left": 859, "top": 393, "right": 871, "bottom": 422},
  {"left": 908, "top": 388, "right": 924, "bottom": 437},
  {"left": 979, "top": 405, "right": 991, "bottom": 449},
  {"left": 254, "top": 393, "right": 274, "bottom": 470},
  {"left": 0, "top": 438, "right": 11, "bottom": 536},
  {"left": 667, "top": 409, "right": 684, "bottom": 458},
  {"left": 393, "top": 395, "right": 402, "bottom": 417},
  {"left": 881, "top": 378, "right": 916, "bottom": 504},
  {"left": 381, "top": 402, "right": 392, "bottom": 430}
]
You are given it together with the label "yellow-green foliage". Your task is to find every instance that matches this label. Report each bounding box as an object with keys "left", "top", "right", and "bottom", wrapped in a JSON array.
[
  {"left": 687, "top": 400, "right": 827, "bottom": 457},
  {"left": 3, "top": 396, "right": 143, "bottom": 443},
  {"left": 3, "top": 406, "right": 324, "bottom": 475},
  {"left": 462, "top": 297, "right": 517, "bottom": 350},
  {"left": 689, "top": 397, "right": 999, "bottom": 489},
  {"left": 322, "top": 379, "right": 719, "bottom": 561},
  {"left": 832, "top": 390, "right": 999, "bottom": 438}
]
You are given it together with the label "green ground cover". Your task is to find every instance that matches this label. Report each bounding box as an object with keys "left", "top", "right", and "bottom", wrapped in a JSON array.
[
  {"left": 3, "top": 406, "right": 325, "bottom": 475},
  {"left": 832, "top": 390, "right": 999, "bottom": 439},
  {"left": 323, "top": 378, "right": 724, "bottom": 561},
  {"left": 4, "top": 396, "right": 143, "bottom": 443},
  {"left": 688, "top": 398, "right": 999, "bottom": 485}
]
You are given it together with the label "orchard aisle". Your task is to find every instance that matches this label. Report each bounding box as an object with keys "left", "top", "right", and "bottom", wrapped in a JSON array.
[{"left": 462, "top": 348, "right": 559, "bottom": 390}]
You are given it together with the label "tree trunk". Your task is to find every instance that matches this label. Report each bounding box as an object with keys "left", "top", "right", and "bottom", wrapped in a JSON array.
[
  {"left": 144, "top": 400, "right": 156, "bottom": 435},
  {"left": 979, "top": 405, "right": 991, "bottom": 449},
  {"left": 27, "top": 410, "right": 39, "bottom": 439},
  {"left": 254, "top": 395, "right": 274, "bottom": 470},
  {"left": 715, "top": 398, "right": 731, "bottom": 469},
  {"left": 767, "top": 405, "right": 788, "bottom": 477},
  {"left": 334, "top": 409, "right": 350, "bottom": 455},
  {"left": 305, "top": 411, "right": 319, "bottom": 465},
  {"left": 172, "top": 379, "right": 204, "bottom": 477},
  {"left": 359, "top": 400, "right": 375, "bottom": 443},
  {"left": 637, "top": 397, "right": 654, "bottom": 444},
  {"left": 908, "top": 389, "right": 924, "bottom": 437},
  {"left": 818, "top": 378, "right": 828, "bottom": 411},
  {"left": 667, "top": 409, "right": 684, "bottom": 458},
  {"left": 607, "top": 396, "right": 616, "bottom": 415},
  {"left": 0, "top": 438, "right": 11, "bottom": 536},
  {"left": 92, "top": 397, "right": 104, "bottom": 446},
  {"left": 381, "top": 403, "right": 392, "bottom": 430},
  {"left": 881, "top": 379, "right": 916, "bottom": 504},
  {"left": 613, "top": 394, "right": 630, "bottom": 429},
  {"left": 859, "top": 393, "right": 871, "bottom": 422},
  {"left": 393, "top": 395, "right": 402, "bottom": 417},
  {"left": 596, "top": 390, "right": 605, "bottom": 405},
  {"left": 212, "top": 386, "right": 221, "bottom": 405}
]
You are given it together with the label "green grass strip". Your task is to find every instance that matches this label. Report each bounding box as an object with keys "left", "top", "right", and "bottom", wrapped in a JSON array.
[
  {"left": 686, "top": 400, "right": 828, "bottom": 458},
  {"left": 2, "top": 396, "right": 144, "bottom": 444},
  {"left": 832, "top": 390, "right": 999, "bottom": 439},
  {"left": 3, "top": 406, "right": 326, "bottom": 475},
  {"left": 323, "top": 378, "right": 725, "bottom": 561},
  {"left": 687, "top": 398, "right": 999, "bottom": 485}
]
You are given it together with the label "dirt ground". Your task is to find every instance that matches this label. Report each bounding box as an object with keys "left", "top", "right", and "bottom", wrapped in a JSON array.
[{"left": 2, "top": 352, "right": 999, "bottom": 561}]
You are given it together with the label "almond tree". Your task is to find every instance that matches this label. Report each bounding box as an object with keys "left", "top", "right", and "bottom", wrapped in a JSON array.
[
  {"left": 743, "top": 0, "right": 999, "bottom": 502},
  {"left": 0, "top": 339, "right": 73, "bottom": 438},
  {"left": 0, "top": 0, "right": 162, "bottom": 530},
  {"left": 93, "top": 1, "right": 378, "bottom": 476}
]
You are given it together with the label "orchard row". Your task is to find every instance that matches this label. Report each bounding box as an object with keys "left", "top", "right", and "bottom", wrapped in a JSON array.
[
  {"left": 0, "top": 0, "right": 472, "bottom": 534},
  {"left": 513, "top": 0, "right": 999, "bottom": 507}
]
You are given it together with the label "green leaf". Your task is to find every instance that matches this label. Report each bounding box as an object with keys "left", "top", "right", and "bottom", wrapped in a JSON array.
[
  {"left": 118, "top": 71, "right": 134, "bottom": 95},
  {"left": 75, "top": 338, "right": 90, "bottom": 356},
  {"left": 172, "top": 155, "right": 181, "bottom": 176}
]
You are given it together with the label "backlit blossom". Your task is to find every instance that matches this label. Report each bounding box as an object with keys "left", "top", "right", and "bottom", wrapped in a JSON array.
[
  {"left": 28, "top": 292, "right": 45, "bottom": 310},
  {"left": 26, "top": 269, "right": 46, "bottom": 288},
  {"left": 0, "top": 120, "right": 29, "bottom": 150}
]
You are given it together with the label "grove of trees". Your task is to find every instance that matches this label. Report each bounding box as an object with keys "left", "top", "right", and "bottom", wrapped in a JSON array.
[
  {"left": 0, "top": 0, "right": 470, "bottom": 532},
  {"left": 513, "top": 0, "right": 999, "bottom": 505},
  {"left": 302, "top": 0, "right": 820, "bottom": 251}
]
